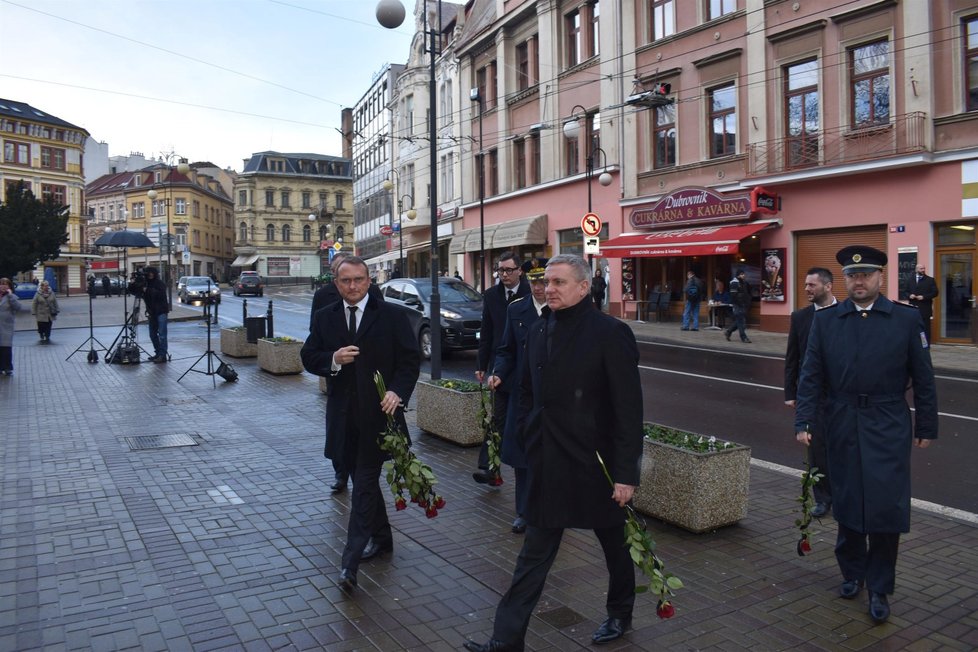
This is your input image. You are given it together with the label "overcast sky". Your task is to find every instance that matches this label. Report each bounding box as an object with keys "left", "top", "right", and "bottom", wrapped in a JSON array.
[{"left": 0, "top": 0, "right": 415, "bottom": 171}]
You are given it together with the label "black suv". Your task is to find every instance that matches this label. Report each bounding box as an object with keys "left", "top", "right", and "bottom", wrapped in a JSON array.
[{"left": 380, "top": 278, "right": 483, "bottom": 360}]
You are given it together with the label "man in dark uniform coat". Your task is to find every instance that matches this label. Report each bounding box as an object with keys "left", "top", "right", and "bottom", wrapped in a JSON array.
[
  {"left": 301, "top": 256, "right": 420, "bottom": 591},
  {"left": 487, "top": 258, "right": 548, "bottom": 534},
  {"left": 784, "top": 267, "right": 837, "bottom": 517},
  {"left": 465, "top": 255, "right": 644, "bottom": 652},
  {"left": 473, "top": 251, "right": 529, "bottom": 484},
  {"left": 906, "top": 263, "right": 939, "bottom": 342},
  {"left": 795, "top": 245, "right": 937, "bottom": 625}
]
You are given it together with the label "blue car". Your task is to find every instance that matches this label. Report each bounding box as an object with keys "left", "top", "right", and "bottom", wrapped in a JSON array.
[{"left": 13, "top": 282, "right": 38, "bottom": 300}]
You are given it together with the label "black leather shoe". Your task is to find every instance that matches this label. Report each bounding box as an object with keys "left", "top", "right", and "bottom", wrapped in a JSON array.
[
  {"left": 360, "top": 538, "right": 393, "bottom": 561},
  {"left": 840, "top": 580, "right": 862, "bottom": 599},
  {"left": 592, "top": 616, "right": 631, "bottom": 644},
  {"left": 743, "top": 338, "right": 752, "bottom": 343},
  {"left": 472, "top": 470, "right": 491, "bottom": 485},
  {"left": 869, "top": 591, "right": 890, "bottom": 624},
  {"left": 811, "top": 502, "right": 830, "bottom": 518},
  {"left": 724, "top": 331, "right": 732, "bottom": 341},
  {"left": 463, "top": 638, "right": 523, "bottom": 652},
  {"left": 511, "top": 517, "right": 526, "bottom": 534},
  {"left": 336, "top": 568, "right": 357, "bottom": 592},
  {"left": 330, "top": 481, "right": 347, "bottom": 495}
]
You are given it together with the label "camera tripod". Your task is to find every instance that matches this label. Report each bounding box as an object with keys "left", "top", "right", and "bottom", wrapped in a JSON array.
[
  {"left": 105, "top": 294, "right": 151, "bottom": 364},
  {"left": 66, "top": 291, "right": 108, "bottom": 363},
  {"left": 178, "top": 299, "right": 236, "bottom": 385}
]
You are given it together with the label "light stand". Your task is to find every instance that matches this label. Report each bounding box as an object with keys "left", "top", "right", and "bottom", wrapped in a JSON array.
[
  {"left": 105, "top": 252, "right": 152, "bottom": 364},
  {"left": 178, "top": 280, "right": 236, "bottom": 386},
  {"left": 66, "top": 290, "right": 107, "bottom": 363}
]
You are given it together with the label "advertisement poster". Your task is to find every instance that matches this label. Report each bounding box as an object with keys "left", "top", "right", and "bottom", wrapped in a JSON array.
[{"left": 761, "top": 248, "right": 786, "bottom": 302}]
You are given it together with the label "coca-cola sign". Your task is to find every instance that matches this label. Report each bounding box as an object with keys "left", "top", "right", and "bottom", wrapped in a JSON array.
[{"left": 630, "top": 186, "right": 751, "bottom": 229}]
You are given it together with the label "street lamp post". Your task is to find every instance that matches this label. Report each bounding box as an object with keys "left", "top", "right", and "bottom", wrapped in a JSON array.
[
  {"left": 378, "top": 0, "right": 443, "bottom": 378},
  {"left": 563, "top": 108, "right": 612, "bottom": 271},
  {"left": 469, "top": 87, "right": 486, "bottom": 292},
  {"left": 146, "top": 156, "right": 190, "bottom": 306}
]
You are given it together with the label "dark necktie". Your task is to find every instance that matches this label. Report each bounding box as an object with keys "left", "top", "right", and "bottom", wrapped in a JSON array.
[
  {"left": 506, "top": 290, "right": 514, "bottom": 302},
  {"left": 348, "top": 306, "right": 357, "bottom": 339}
]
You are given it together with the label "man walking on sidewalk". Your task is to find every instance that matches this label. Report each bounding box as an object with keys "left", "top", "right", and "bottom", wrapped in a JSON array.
[{"left": 724, "top": 269, "right": 752, "bottom": 343}]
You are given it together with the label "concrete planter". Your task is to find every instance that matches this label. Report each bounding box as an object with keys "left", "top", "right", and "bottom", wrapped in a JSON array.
[
  {"left": 257, "top": 338, "right": 304, "bottom": 375},
  {"left": 220, "top": 328, "right": 257, "bottom": 358},
  {"left": 415, "top": 381, "right": 483, "bottom": 446},
  {"left": 633, "top": 430, "right": 751, "bottom": 533}
]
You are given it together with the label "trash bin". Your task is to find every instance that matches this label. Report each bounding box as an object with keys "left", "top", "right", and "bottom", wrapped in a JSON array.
[{"left": 245, "top": 316, "right": 267, "bottom": 343}]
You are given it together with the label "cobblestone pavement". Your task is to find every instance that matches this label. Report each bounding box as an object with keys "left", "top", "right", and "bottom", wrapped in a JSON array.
[{"left": 1, "top": 302, "right": 976, "bottom": 651}]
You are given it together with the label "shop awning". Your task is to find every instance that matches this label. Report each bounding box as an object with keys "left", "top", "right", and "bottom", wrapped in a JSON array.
[
  {"left": 598, "top": 219, "right": 781, "bottom": 258},
  {"left": 230, "top": 254, "right": 260, "bottom": 267},
  {"left": 449, "top": 215, "right": 548, "bottom": 254}
]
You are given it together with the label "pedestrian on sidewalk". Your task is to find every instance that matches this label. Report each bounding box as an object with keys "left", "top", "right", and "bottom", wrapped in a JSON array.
[
  {"left": 0, "top": 278, "right": 23, "bottom": 375},
  {"left": 795, "top": 245, "right": 938, "bottom": 625},
  {"left": 101, "top": 275, "right": 111, "bottom": 298},
  {"left": 132, "top": 267, "right": 170, "bottom": 363},
  {"left": 681, "top": 270, "right": 704, "bottom": 331},
  {"left": 784, "top": 267, "right": 837, "bottom": 518},
  {"left": 591, "top": 268, "right": 607, "bottom": 311},
  {"left": 724, "top": 269, "right": 752, "bottom": 343},
  {"left": 31, "top": 280, "right": 59, "bottom": 343},
  {"left": 301, "top": 256, "right": 420, "bottom": 592},
  {"left": 465, "top": 255, "right": 644, "bottom": 652}
]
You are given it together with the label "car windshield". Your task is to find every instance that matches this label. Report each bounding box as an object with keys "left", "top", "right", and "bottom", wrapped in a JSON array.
[
  {"left": 414, "top": 280, "right": 481, "bottom": 302},
  {"left": 187, "top": 277, "right": 213, "bottom": 286}
]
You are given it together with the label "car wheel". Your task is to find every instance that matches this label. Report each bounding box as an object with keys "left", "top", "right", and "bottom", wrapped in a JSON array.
[{"left": 419, "top": 326, "right": 432, "bottom": 360}]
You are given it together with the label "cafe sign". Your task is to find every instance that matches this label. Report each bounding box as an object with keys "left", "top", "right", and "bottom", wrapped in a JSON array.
[{"left": 630, "top": 186, "right": 751, "bottom": 229}]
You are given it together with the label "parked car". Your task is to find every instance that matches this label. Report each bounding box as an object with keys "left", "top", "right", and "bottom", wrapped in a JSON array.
[
  {"left": 90, "top": 277, "right": 125, "bottom": 296},
  {"left": 233, "top": 275, "right": 264, "bottom": 296},
  {"left": 178, "top": 276, "right": 222, "bottom": 304},
  {"left": 380, "top": 278, "right": 482, "bottom": 360},
  {"left": 12, "top": 281, "right": 38, "bottom": 300},
  {"left": 176, "top": 276, "right": 188, "bottom": 294}
]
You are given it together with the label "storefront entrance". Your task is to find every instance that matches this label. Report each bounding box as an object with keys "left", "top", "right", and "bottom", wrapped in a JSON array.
[{"left": 935, "top": 223, "right": 977, "bottom": 344}]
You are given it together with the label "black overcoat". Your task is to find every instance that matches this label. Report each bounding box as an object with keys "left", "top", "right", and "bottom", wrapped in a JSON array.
[
  {"left": 478, "top": 279, "right": 529, "bottom": 373},
  {"left": 517, "top": 298, "right": 644, "bottom": 529},
  {"left": 794, "top": 295, "right": 938, "bottom": 533},
  {"left": 301, "top": 295, "right": 420, "bottom": 467},
  {"left": 906, "top": 273, "right": 939, "bottom": 323},
  {"left": 490, "top": 296, "right": 541, "bottom": 468}
]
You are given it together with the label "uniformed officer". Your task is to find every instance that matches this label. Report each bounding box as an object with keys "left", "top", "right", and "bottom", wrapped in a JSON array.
[{"left": 794, "top": 245, "right": 938, "bottom": 625}]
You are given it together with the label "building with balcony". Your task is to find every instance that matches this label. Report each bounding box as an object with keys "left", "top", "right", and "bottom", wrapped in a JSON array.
[
  {"left": 442, "top": 0, "right": 978, "bottom": 344},
  {"left": 0, "top": 98, "right": 93, "bottom": 293},
  {"left": 233, "top": 151, "right": 353, "bottom": 279}
]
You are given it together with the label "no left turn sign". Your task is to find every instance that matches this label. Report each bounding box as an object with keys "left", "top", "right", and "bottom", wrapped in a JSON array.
[{"left": 581, "top": 213, "right": 601, "bottom": 237}]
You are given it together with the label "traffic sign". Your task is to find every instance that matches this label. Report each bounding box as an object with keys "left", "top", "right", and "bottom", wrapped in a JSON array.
[
  {"left": 584, "top": 236, "right": 600, "bottom": 255},
  {"left": 380, "top": 225, "right": 394, "bottom": 236},
  {"left": 333, "top": 241, "right": 343, "bottom": 252},
  {"left": 581, "top": 213, "right": 602, "bottom": 236}
]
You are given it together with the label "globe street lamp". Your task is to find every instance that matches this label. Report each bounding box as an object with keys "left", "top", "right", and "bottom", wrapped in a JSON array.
[
  {"left": 377, "top": 0, "right": 443, "bottom": 378},
  {"left": 146, "top": 156, "right": 190, "bottom": 306}
]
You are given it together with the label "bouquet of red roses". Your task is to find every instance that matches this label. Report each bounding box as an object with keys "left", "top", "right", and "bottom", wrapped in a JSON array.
[{"left": 478, "top": 385, "right": 503, "bottom": 486}]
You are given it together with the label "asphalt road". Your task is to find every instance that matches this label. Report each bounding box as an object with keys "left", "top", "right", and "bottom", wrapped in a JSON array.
[{"left": 207, "top": 289, "right": 978, "bottom": 515}]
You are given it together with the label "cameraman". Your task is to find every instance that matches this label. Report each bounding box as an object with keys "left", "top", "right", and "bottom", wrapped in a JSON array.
[{"left": 131, "top": 267, "right": 170, "bottom": 363}]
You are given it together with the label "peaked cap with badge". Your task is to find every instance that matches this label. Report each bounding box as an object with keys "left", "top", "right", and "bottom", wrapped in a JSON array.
[
  {"left": 521, "top": 257, "right": 548, "bottom": 281},
  {"left": 836, "top": 245, "right": 887, "bottom": 274}
]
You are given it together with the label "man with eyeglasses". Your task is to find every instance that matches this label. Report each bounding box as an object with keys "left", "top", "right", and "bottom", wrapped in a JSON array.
[{"left": 474, "top": 251, "right": 529, "bottom": 486}]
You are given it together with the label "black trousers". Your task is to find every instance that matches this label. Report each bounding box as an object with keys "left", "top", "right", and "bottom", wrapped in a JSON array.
[
  {"left": 724, "top": 309, "right": 748, "bottom": 341},
  {"left": 37, "top": 320, "right": 53, "bottom": 339},
  {"left": 339, "top": 462, "right": 391, "bottom": 575},
  {"left": 835, "top": 523, "right": 900, "bottom": 594},
  {"left": 0, "top": 346, "right": 11, "bottom": 371},
  {"left": 514, "top": 467, "right": 528, "bottom": 517},
  {"left": 491, "top": 524, "right": 635, "bottom": 645},
  {"left": 478, "top": 390, "right": 509, "bottom": 469}
]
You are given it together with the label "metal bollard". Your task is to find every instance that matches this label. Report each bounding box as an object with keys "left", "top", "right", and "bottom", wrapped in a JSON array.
[
  {"left": 242, "top": 299, "right": 247, "bottom": 323},
  {"left": 266, "top": 300, "right": 274, "bottom": 338}
]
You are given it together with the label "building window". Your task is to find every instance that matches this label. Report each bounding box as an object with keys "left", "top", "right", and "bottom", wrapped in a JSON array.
[
  {"left": 41, "top": 184, "right": 66, "bottom": 205},
  {"left": 708, "top": 0, "right": 735, "bottom": 20},
  {"left": 849, "top": 40, "right": 890, "bottom": 127},
  {"left": 653, "top": 104, "right": 677, "bottom": 168},
  {"left": 566, "top": 136, "right": 579, "bottom": 176},
  {"left": 587, "top": 112, "right": 601, "bottom": 160},
  {"left": 266, "top": 224, "right": 275, "bottom": 241},
  {"left": 302, "top": 192, "right": 311, "bottom": 209},
  {"left": 319, "top": 192, "right": 328, "bottom": 209},
  {"left": 4, "top": 140, "right": 29, "bottom": 165},
  {"left": 335, "top": 225, "right": 345, "bottom": 240},
  {"left": 709, "top": 84, "right": 736, "bottom": 157},
  {"left": 267, "top": 257, "right": 289, "bottom": 276},
  {"left": 175, "top": 198, "right": 186, "bottom": 215},
  {"left": 514, "top": 139, "right": 527, "bottom": 190},
  {"left": 40, "top": 146, "right": 65, "bottom": 170},
  {"left": 651, "top": 0, "right": 675, "bottom": 41},
  {"left": 282, "top": 224, "right": 291, "bottom": 242},
  {"left": 335, "top": 193, "right": 344, "bottom": 209},
  {"left": 319, "top": 225, "right": 329, "bottom": 241},
  {"left": 475, "top": 61, "right": 498, "bottom": 109},
  {"left": 239, "top": 222, "right": 248, "bottom": 241},
  {"left": 405, "top": 94, "right": 415, "bottom": 135},
  {"left": 265, "top": 190, "right": 274, "bottom": 206},
  {"left": 529, "top": 133, "right": 541, "bottom": 185},
  {"left": 132, "top": 202, "right": 145, "bottom": 219},
  {"left": 566, "top": 8, "right": 582, "bottom": 67},
  {"left": 303, "top": 224, "right": 311, "bottom": 242},
  {"left": 280, "top": 191, "right": 290, "bottom": 208},
  {"left": 566, "top": 1, "right": 599, "bottom": 67},
  {"left": 517, "top": 41, "right": 530, "bottom": 91},
  {"left": 238, "top": 190, "right": 247, "bottom": 206},
  {"left": 785, "top": 59, "right": 820, "bottom": 168},
  {"left": 591, "top": 1, "right": 600, "bottom": 56},
  {"left": 193, "top": 200, "right": 199, "bottom": 217},
  {"left": 109, "top": 204, "right": 115, "bottom": 221},
  {"left": 193, "top": 230, "right": 200, "bottom": 247},
  {"left": 488, "top": 149, "right": 499, "bottom": 196},
  {"left": 966, "top": 15, "right": 978, "bottom": 111}
]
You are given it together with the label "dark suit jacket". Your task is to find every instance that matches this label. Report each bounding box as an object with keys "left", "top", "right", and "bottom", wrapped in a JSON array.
[
  {"left": 301, "top": 294, "right": 420, "bottom": 467},
  {"left": 907, "top": 273, "right": 939, "bottom": 322},
  {"left": 477, "top": 279, "right": 529, "bottom": 373},
  {"left": 784, "top": 304, "right": 816, "bottom": 402},
  {"left": 517, "top": 298, "right": 644, "bottom": 529}
]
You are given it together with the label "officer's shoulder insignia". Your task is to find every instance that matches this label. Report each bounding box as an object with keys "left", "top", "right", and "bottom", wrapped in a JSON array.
[{"left": 919, "top": 332, "right": 929, "bottom": 349}]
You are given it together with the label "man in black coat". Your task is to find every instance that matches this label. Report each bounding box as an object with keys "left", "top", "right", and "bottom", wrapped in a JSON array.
[
  {"left": 906, "top": 263, "right": 939, "bottom": 342},
  {"left": 795, "top": 246, "right": 937, "bottom": 625},
  {"left": 134, "top": 267, "right": 170, "bottom": 363},
  {"left": 724, "top": 268, "right": 752, "bottom": 343},
  {"left": 465, "top": 255, "right": 644, "bottom": 652},
  {"left": 784, "top": 267, "right": 837, "bottom": 518},
  {"left": 301, "top": 256, "right": 420, "bottom": 592},
  {"left": 473, "top": 251, "right": 529, "bottom": 484}
]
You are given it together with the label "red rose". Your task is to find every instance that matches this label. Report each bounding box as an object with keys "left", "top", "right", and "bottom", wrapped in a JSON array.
[
  {"left": 490, "top": 476, "right": 504, "bottom": 487},
  {"left": 410, "top": 495, "right": 419, "bottom": 503},
  {"left": 395, "top": 497, "right": 407, "bottom": 511},
  {"left": 656, "top": 601, "right": 675, "bottom": 619},
  {"left": 425, "top": 507, "right": 438, "bottom": 518},
  {"left": 434, "top": 497, "right": 446, "bottom": 509},
  {"left": 797, "top": 538, "right": 812, "bottom": 556}
]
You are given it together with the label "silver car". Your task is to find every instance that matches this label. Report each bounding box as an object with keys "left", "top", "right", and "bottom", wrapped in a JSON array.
[{"left": 178, "top": 276, "right": 221, "bottom": 304}]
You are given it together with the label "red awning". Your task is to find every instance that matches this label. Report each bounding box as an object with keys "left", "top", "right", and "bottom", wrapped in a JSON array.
[{"left": 599, "top": 219, "right": 780, "bottom": 258}]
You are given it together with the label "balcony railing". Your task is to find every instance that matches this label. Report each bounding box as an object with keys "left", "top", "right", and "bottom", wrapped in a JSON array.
[{"left": 747, "top": 112, "right": 927, "bottom": 177}]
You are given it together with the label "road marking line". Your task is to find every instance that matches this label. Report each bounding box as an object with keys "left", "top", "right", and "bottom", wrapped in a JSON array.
[
  {"left": 751, "top": 458, "right": 978, "bottom": 525},
  {"left": 639, "top": 365, "right": 978, "bottom": 422}
]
